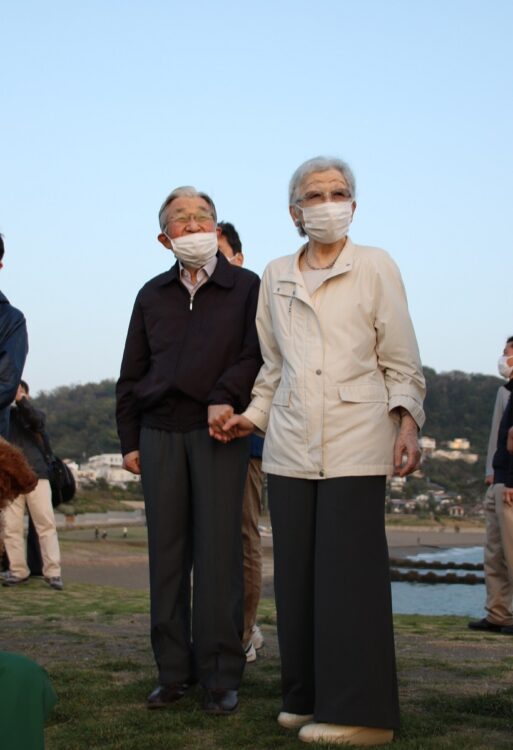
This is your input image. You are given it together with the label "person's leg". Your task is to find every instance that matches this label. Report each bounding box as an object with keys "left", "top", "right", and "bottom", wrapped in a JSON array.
[
  {"left": 314, "top": 476, "right": 399, "bottom": 729},
  {"left": 494, "top": 483, "right": 513, "bottom": 626},
  {"left": 268, "top": 474, "right": 317, "bottom": 715},
  {"left": 188, "top": 429, "right": 249, "bottom": 690},
  {"left": 242, "top": 457, "right": 264, "bottom": 647},
  {"left": 25, "top": 480, "right": 61, "bottom": 578},
  {"left": 26, "top": 514, "right": 44, "bottom": 576},
  {"left": 484, "top": 484, "right": 513, "bottom": 624},
  {"left": 140, "top": 427, "right": 193, "bottom": 685},
  {"left": 2, "top": 494, "right": 30, "bottom": 579}
]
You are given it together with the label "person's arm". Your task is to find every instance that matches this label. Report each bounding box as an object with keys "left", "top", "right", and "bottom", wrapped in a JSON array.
[
  {"left": 0, "top": 314, "right": 28, "bottom": 411},
  {"left": 373, "top": 253, "right": 425, "bottom": 475},
  {"left": 115, "top": 296, "right": 150, "bottom": 469},
  {"left": 222, "top": 265, "right": 284, "bottom": 438},
  {"left": 485, "top": 387, "right": 509, "bottom": 482},
  {"left": 508, "top": 426, "right": 513, "bottom": 455}
]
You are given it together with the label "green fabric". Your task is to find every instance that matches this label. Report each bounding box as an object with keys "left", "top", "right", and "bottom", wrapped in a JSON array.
[{"left": 0, "top": 651, "right": 58, "bottom": 750}]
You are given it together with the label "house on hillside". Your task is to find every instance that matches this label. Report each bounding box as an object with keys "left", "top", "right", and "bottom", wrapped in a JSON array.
[{"left": 80, "top": 454, "right": 139, "bottom": 486}]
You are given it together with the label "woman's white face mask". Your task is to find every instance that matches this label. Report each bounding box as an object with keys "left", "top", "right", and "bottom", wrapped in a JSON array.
[
  {"left": 300, "top": 201, "right": 353, "bottom": 244},
  {"left": 167, "top": 232, "right": 218, "bottom": 269},
  {"left": 498, "top": 355, "right": 513, "bottom": 379}
]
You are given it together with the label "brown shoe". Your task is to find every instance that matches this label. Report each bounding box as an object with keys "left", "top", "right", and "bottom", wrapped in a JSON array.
[{"left": 146, "top": 683, "right": 189, "bottom": 709}]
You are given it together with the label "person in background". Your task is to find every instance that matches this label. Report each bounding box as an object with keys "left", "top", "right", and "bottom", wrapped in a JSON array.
[
  {"left": 2, "top": 381, "right": 63, "bottom": 590},
  {"left": 116, "top": 187, "right": 262, "bottom": 715},
  {"left": 222, "top": 156, "right": 425, "bottom": 746},
  {"left": 217, "top": 221, "right": 265, "bottom": 662},
  {"left": 0, "top": 233, "right": 28, "bottom": 440},
  {"left": 470, "top": 338, "right": 513, "bottom": 634},
  {"left": 0, "top": 437, "right": 57, "bottom": 750}
]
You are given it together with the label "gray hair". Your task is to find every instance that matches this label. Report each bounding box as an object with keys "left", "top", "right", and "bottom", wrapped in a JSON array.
[
  {"left": 288, "top": 156, "right": 356, "bottom": 206},
  {"left": 158, "top": 186, "right": 217, "bottom": 232}
]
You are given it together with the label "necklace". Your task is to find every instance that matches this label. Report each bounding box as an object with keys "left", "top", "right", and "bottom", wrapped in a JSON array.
[{"left": 304, "top": 244, "right": 343, "bottom": 271}]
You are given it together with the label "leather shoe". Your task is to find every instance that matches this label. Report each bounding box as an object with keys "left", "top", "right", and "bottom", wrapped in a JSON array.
[
  {"left": 147, "top": 683, "right": 189, "bottom": 709},
  {"left": 203, "top": 688, "right": 239, "bottom": 715},
  {"left": 468, "top": 618, "right": 503, "bottom": 632}
]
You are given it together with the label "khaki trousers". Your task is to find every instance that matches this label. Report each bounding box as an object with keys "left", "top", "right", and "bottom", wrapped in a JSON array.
[
  {"left": 242, "top": 457, "right": 264, "bottom": 646},
  {"left": 3, "top": 479, "right": 61, "bottom": 579},
  {"left": 484, "top": 483, "right": 513, "bottom": 626}
]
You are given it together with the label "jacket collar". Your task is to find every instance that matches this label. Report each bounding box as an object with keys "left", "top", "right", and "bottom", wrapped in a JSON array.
[
  {"left": 278, "top": 237, "right": 356, "bottom": 285},
  {"left": 155, "top": 251, "right": 235, "bottom": 289},
  {"left": 0, "top": 291, "right": 8, "bottom": 304}
]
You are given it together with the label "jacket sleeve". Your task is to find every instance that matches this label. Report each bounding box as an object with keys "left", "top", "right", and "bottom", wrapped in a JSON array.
[
  {"left": 485, "top": 386, "right": 509, "bottom": 477},
  {"left": 374, "top": 253, "right": 426, "bottom": 429},
  {"left": 207, "top": 275, "right": 263, "bottom": 410},
  {"left": 0, "top": 313, "right": 28, "bottom": 411},
  {"left": 116, "top": 296, "right": 150, "bottom": 456},
  {"left": 242, "top": 266, "right": 283, "bottom": 432}
]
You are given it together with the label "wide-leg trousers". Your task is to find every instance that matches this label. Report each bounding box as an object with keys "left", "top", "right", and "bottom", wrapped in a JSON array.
[
  {"left": 140, "top": 427, "right": 249, "bottom": 690},
  {"left": 268, "top": 474, "right": 399, "bottom": 729},
  {"left": 242, "top": 456, "right": 264, "bottom": 645}
]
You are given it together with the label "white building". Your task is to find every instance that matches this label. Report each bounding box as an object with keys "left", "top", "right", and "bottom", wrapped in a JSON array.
[{"left": 80, "top": 454, "right": 140, "bottom": 485}]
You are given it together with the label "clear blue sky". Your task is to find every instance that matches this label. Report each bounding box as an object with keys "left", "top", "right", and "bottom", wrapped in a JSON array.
[{"left": 1, "top": 0, "right": 511, "bottom": 393}]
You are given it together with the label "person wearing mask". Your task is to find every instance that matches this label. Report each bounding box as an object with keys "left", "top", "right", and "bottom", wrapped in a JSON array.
[
  {"left": 217, "top": 221, "right": 265, "bottom": 662},
  {"left": 222, "top": 157, "right": 425, "bottom": 746},
  {"left": 116, "top": 187, "right": 262, "bottom": 715},
  {"left": 470, "top": 339, "right": 513, "bottom": 634}
]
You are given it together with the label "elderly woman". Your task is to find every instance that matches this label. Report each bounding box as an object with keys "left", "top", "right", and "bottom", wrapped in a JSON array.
[{"left": 224, "top": 156, "right": 425, "bottom": 746}]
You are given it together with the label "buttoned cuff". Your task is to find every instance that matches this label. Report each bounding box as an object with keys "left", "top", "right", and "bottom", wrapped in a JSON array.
[{"left": 388, "top": 395, "right": 425, "bottom": 430}]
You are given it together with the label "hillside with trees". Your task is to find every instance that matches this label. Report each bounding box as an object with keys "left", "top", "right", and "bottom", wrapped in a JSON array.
[{"left": 32, "top": 369, "right": 505, "bottom": 464}]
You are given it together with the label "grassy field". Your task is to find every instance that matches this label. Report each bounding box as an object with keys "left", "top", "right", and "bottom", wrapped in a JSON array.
[{"left": 2, "top": 584, "right": 513, "bottom": 750}]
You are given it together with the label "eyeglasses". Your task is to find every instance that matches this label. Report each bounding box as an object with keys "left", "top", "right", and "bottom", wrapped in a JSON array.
[
  {"left": 167, "top": 212, "right": 215, "bottom": 226},
  {"left": 297, "top": 189, "right": 353, "bottom": 206}
]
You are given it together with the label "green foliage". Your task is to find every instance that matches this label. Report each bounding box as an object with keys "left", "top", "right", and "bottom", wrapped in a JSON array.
[{"left": 423, "top": 367, "right": 503, "bottom": 454}]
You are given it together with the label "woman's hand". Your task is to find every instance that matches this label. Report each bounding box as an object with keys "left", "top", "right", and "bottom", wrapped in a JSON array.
[
  {"left": 393, "top": 412, "right": 421, "bottom": 476},
  {"left": 221, "top": 414, "right": 256, "bottom": 439},
  {"left": 503, "top": 487, "right": 513, "bottom": 507}
]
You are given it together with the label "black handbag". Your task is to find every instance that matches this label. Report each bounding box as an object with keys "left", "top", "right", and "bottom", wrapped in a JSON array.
[{"left": 36, "top": 432, "right": 76, "bottom": 507}]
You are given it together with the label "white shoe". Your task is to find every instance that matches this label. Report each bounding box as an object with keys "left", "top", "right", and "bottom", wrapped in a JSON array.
[
  {"left": 244, "top": 641, "right": 257, "bottom": 663},
  {"left": 251, "top": 624, "right": 264, "bottom": 650},
  {"left": 278, "top": 711, "right": 314, "bottom": 729},
  {"left": 298, "top": 723, "right": 394, "bottom": 746}
]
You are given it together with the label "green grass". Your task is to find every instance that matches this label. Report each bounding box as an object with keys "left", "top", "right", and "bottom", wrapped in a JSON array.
[{"left": 3, "top": 587, "right": 513, "bottom": 749}]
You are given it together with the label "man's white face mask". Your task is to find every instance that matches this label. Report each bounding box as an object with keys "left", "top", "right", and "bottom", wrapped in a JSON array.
[
  {"left": 498, "top": 355, "right": 513, "bottom": 379},
  {"left": 167, "top": 232, "right": 218, "bottom": 269},
  {"left": 300, "top": 201, "right": 353, "bottom": 244}
]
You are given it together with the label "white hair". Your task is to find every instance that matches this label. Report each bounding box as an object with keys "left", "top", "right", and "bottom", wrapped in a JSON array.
[
  {"left": 158, "top": 186, "right": 217, "bottom": 231},
  {"left": 288, "top": 156, "right": 356, "bottom": 206}
]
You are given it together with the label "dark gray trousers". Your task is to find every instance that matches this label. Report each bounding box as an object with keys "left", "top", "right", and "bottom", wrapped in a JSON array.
[
  {"left": 268, "top": 474, "right": 400, "bottom": 729},
  {"left": 140, "top": 427, "right": 249, "bottom": 690}
]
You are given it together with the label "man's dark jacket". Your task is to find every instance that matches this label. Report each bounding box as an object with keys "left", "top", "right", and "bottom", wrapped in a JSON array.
[
  {"left": 0, "top": 291, "right": 28, "bottom": 439},
  {"left": 493, "top": 379, "right": 513, "bottom": 488},
  {"left": 116, "top": 253, "right": 263, "bottom": 456},
  {"left": 9, "top": 398, "right": 49, "bottom": 478}
]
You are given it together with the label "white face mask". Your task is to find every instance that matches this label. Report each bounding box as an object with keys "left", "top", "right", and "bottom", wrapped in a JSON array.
[
  {"left": 168, "top": 232, "right": 218, "bottom": 269},
  {"left": 498, "top": 355, "right": 513, "bottom": 379},
  {"left": 300, "top": 201, "right": 353, "bottom": 244}
]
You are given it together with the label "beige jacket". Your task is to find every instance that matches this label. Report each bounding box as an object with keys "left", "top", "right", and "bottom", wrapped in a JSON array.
[{"left": 243, "top": 239, "right": 426, "bottom": 479}]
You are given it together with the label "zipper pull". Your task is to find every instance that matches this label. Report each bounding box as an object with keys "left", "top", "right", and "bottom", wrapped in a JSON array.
[{"left": 189, "top": 295, "right": 194, "bottom": 311}]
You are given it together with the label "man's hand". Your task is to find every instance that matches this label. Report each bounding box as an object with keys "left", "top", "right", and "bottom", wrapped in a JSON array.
[
  {"left": 393, "top": 412, "right": 421, "bottom": 477},
  {"left": 123, "top": 450, "right": 141, "bottom": 475},
  {"left": 222, "top": 414, "right": 256, "bottom": 439},
  {"left": 485, "top": 475, "right": 494, "bottom": 486},
  {"left": 508, "top": 426, "right": 513, "bottom": 455},
  {"left": 504, "top": 487, "right": 513, "bottom": 507},
  {"left": 208, "top": 404, "right": 234, "bottom": 442}
]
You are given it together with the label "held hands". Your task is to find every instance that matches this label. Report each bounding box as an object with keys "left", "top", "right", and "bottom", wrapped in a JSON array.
[
  {"left": 393, "top": 412, "right": 421, "bottom": 477},
  {"left": 208, "top": 404, "right": 255, "bottom": 443},
  {"left": 123, "top": 450, "right": 141, "bottom": 475}
]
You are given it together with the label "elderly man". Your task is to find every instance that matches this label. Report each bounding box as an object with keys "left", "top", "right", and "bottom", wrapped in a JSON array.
[{"left": 116, "top": 187, "right": 262, "bottom": 715}]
